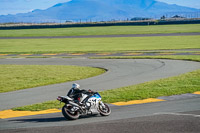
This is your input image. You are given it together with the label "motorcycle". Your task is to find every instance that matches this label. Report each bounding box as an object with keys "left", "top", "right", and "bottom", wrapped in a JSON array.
[{"left": 57, "top": 92, "right": 111, "bottom": 120}]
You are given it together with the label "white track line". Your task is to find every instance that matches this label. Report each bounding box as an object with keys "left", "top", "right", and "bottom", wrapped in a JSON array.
[{"left": 154, "top": 112, "right": 200, "bottom": 118}]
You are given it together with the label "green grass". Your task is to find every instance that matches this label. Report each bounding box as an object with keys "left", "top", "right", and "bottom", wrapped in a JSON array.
[
  {"left": 0, "top": 65, "right": 105, "bottom": 93},
  {"left": 0, "top": 36, "right": 200, "bottom": 54},
  {"left": 91, "top": 55, "right": 200, "bottom": 62},
  {"left": 11, "top": 55, "right": 200, "bottom": 111},
  {"left": 100, "top": 69, "right": 200, "bottom": 103},
  {"left": 12, "top": 100, "right": 64, "bottom": 111},
  {"left": 0, "top": 24, "right": 200, "bottom": 37}
]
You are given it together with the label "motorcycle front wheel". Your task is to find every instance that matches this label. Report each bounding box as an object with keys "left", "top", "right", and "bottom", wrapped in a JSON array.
[
  {"left": 98, "top": 103, "right": 111, "bottom": 116},
  {"left": 62, "top": 105, "right": 80, "bottom": 120}
]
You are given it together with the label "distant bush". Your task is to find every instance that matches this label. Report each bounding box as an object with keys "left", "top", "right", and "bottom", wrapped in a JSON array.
[{"left": 0, "top": 18, "right": 200, "bottom": 30}]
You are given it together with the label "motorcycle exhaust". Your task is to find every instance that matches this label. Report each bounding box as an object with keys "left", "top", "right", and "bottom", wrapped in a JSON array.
[
  {"left": 68, "top": 101, "right": 80, "bottom": 107},
  {"left": 68, "top": 101, "right": 85, "bottom": 113}
]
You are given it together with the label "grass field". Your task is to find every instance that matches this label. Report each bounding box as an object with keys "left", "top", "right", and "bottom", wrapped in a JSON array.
[
  {"left": 0, "top": 65, "right": 105, "bottom": 93},
  {"left": 0, "top": 36, "right": 200, "bottom": 54},
  {"left": 0, "top": 24, "right": 200, "bottom": 37},
  {"left": 11, "top": 55, "right": 200, "bottom": 111},
  {"left": 1, "top": 24, "right": 199, "bottom": 111}
]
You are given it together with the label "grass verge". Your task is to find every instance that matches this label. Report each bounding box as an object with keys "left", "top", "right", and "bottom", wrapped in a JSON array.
[
  {"left": 0, "top": 36, "right": 200, "bottom": 54},
  {"left": 0, "top": 24, "right": 199, "bottom": 37},
  {"left": 90, "top": 55, "right": 200, "bottom": 62},
  {"left": 12, "top": 101, "right": 64, "bottom": 111},
  {"left": 11, "top": 55, "right": 200, "bottom": 111},
  {"left": 0, "top": 65, "right": 105, "bottom": 93},
  {"left": 100, "top": 69, "right": 200, "bottom": 103}
]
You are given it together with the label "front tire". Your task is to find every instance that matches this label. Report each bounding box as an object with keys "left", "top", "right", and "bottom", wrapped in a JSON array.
[
  {"left": 62, "top": 105, "right": 80, "bottom": 120},
  {"left": 98, "top": 103, "right": 111, "bottom": 116}
]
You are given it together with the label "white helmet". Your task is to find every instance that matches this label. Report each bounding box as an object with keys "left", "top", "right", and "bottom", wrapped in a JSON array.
[{"left": 72, "top": 83, "right": 80, "bottom": 89}]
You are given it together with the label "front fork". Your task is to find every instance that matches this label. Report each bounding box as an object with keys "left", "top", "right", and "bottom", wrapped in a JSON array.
[{"left": 99, "top": 101, "right": 106, "bottom": 109}]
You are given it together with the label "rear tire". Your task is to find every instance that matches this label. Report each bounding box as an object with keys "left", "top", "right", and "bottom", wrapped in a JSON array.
[
  {"left": 62, "top": 105, "right": 80, "bottom": 120},
  {"left": 98, "top": 103, "right": 111, "bottom": 116}
]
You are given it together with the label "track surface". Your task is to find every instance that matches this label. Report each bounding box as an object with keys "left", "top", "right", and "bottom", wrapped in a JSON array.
[
  {"left": 0, "top": 58, "right": 200, "bottom": 110},
  {"left": 1, "top": 96, "right": 200, "bottom": 132},
  {"left": 0, "top": 32, "right": 200, "bottom": 39},
  {"left": 0, "top": 58, "right": 200, "bottom": 132}
]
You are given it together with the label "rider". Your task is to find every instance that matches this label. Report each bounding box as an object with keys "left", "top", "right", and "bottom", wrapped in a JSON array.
[{"left": 67, "top": 83, "right": 94, "bottom": 104}]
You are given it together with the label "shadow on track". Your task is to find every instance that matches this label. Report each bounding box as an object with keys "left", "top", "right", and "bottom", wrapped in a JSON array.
[
  {"left": 10, "top": 117, "right": 67, "bottom": 123},
  {"left": 9, "top": 115, "right": 100, "bottom": 123}
]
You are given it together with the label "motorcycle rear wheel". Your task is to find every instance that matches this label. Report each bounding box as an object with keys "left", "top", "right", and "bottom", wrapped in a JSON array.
[
  {"left": 62, "top": 105, "right": 80, "bottom": 120},
  {"left": 98, "top": 103, "right": 111, "bottom": 116}
]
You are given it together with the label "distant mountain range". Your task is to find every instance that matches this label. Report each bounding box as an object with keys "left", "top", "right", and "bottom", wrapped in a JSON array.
[{"left": 0, "top": 0, "right": 199, "bottom": 23}]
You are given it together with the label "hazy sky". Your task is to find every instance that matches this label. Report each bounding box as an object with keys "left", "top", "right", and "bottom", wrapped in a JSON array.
[
  {"left": 0, "top": 0, "right": 199, "bottom": 15},
  {"left": 0, "top": 0, "right": 71, "bottom": 15},
  {"left": 157, "top": 0, "right": 200, "bottom": 9}
]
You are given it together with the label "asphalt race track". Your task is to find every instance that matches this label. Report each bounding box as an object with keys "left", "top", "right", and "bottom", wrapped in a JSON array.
[
  {"left": 1, "top": 98, "right": 200, "bottom": 133},
  {"left": 0, "top": 58, "right": 200, "bottom": 132},
  {"left": 0, "top": 58, "right": 200, "bottom": 110}
]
